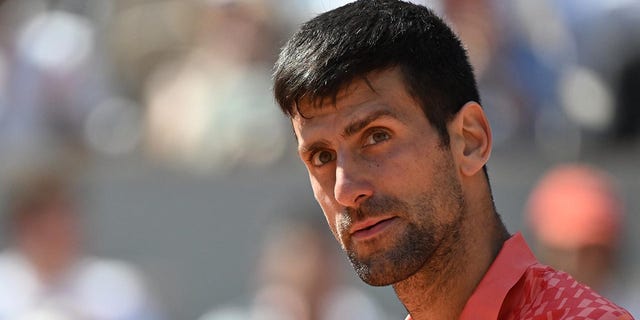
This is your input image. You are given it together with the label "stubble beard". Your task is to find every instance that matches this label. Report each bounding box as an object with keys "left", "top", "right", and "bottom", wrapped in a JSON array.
[{"left": 342, "top": 161, "right": 466, "bottom": 287}]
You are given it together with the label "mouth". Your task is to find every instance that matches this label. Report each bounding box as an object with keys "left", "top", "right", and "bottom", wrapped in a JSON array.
[{"left": 350, "top": 217, "right": 398, "bottom": 240}]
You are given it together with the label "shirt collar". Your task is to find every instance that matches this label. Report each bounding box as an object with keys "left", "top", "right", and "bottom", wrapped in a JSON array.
[
  {"left": 458, "top": 232, "right": 537, "bottom": 320},
  {"left": 404, "top": 233, "right": 537, "bottom": 320}
]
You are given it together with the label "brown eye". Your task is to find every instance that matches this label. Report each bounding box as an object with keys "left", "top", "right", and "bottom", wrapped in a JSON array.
[
  {"left": 311, "top": 150, "right": 336, "bottom": 166},
  {"left": 365, "top": 130, "right": 391, "bottom": 146}
]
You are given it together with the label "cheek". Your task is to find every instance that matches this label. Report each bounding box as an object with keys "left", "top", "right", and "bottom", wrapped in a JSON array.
[
  {"left": 316, "top": 196, "right": 338, "bottom": 231},
  {"left": 309, "top": 171, "right": 338, "bottom": 211},
  {"left": 310, "top": 177, "right": 340, "bottom": 235},
  {"left": 375, "top": 143, "right": 445, "bottom": 205},
  {"left": 376, "top": 144, "right": 428, "bottom": 182},
  {"left": 310, "top": 174, "right": 330, "bottom": 207}
]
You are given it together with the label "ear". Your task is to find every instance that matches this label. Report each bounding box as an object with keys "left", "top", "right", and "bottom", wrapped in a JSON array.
[{"left": 448, "top": 102, "right": 492, "bottom": 177}]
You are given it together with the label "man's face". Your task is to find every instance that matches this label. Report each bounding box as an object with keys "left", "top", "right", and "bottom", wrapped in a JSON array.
[{"left": 292, "top": 68, "right": 466, "bottom": 286}]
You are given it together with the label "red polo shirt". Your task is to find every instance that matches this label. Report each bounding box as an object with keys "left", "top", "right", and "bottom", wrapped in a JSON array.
[{"left": 405, "top": 233, "right": 634, "bottom": 320}]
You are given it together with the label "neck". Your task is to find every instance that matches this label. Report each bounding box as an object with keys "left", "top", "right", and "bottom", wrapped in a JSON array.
[{"left": 393, "top": 185, "right": 509, "bottom": 320}]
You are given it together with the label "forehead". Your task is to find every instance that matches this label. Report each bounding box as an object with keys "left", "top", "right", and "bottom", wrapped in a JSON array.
[{"left": 292, "top": 68, "right": 417, "bottom": 127}]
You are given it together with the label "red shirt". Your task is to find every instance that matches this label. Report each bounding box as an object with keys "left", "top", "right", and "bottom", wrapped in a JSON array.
[{"left": 405, "top": 233, "right": 634, "bottom": 320}]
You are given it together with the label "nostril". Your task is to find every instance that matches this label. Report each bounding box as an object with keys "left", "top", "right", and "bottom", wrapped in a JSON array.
[{"left": 355, "top": 194, "right": 368, "bottom": 203}]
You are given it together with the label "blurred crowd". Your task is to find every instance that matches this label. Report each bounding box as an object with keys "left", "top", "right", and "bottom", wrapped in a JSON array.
[
  {"left": 0, "top": 165, "right": 163, "bottom": 319},
  {"left": 0, "top": 0, "right": 638, "bottom": 319},
  {"left": 0, "top": 0, "right": 638, "bottom": 172},
  {"left": 525, "top": 163, "right": 639, "bottom": 315},
  {"left": 0, "top": 0, "right": 294, "bottom": 174},
  {"left": 199, "top": 207, "right": 387, "bottom": 320}
]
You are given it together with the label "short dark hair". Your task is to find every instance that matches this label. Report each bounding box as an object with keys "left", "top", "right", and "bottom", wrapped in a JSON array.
[{"left": 273, "top": 0, "right": 480, "bottom": 146}]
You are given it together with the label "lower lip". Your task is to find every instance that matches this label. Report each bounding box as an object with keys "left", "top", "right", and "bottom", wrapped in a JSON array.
[{"left": 352, "top": 217, "right": 397, "bottom": 240}]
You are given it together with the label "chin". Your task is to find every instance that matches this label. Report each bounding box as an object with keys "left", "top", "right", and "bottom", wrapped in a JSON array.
[
  {"left": 349, "top": 252, "right": 418, "bottom": 287},
  {"left": 358, "top": 273, "right": 400, "bottom": 287},
  {"left": 355, "top": 262, "right": 417, "bottom": 286}
]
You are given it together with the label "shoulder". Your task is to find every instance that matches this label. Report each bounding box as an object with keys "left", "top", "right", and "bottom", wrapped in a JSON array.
[
  {"left": 0, "top": 250, "right": 40, "bottom": 314},
  {"left": 71, "top": 257, "right": 161, "bottom": 318},
  {"left": 72, "top": 257, "right": 152, "bottom": 302},
  {"left": 513, "top": 264, "right": 633, "bottom": 320},
  {"left": 76, "top": 257, "right": 149, "bottom": 285},
  {"left": 0, "top": 250, "right": 38, "bottom": 291}
]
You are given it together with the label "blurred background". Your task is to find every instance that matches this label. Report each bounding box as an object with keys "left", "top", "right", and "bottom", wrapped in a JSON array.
[{"left": 0, "top": 0, "right": 638, "bottom": 319}]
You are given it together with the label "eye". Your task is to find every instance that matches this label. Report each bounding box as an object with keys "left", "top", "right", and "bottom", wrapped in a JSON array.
[
  {"left": 310, "top": 150, "right": 336, "bottom": 167},
  {"left": 364, "top": 129, "right": 391, "bottom": 146}
]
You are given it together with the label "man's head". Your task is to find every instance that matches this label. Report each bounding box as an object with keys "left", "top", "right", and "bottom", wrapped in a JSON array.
[
  {"left": 273, "top": 0, "right": 493, "bottom": 287},
  {"left": 526, "top": 164, "right": 623, "bottom": 290},
  {"left": 273, "top": 0, "right": 480, "bottom": 146}
]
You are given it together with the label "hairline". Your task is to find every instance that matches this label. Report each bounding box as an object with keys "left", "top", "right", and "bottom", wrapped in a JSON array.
[{"left": 287, "top": 66, "right": 455, "bottom": 146}]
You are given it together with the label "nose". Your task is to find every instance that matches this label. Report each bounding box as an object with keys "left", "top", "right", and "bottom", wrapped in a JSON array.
[{"left": 334, "top": 156, "right": 374, "bottom": 208}]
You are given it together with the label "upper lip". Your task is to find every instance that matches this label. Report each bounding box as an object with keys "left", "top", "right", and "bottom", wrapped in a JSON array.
[{"left": 349, "top": 216, "right": 396, "bottom": 235}]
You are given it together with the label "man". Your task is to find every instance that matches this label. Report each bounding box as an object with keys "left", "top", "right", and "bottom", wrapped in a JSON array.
[
  {"left": 0, "top": 167, "right": 163, "bottom": 320},
  {"left": 271, "top": 0, "right": 634, "bottom": 319},
  {"left": 526, "top": 163, "right": 640, "bottom": 316}
]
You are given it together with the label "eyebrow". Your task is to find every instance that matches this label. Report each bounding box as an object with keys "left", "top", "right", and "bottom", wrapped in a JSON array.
[
  {"left": 298, "top": 109, "right": 397, "bottom": 154},
  {"left": 342, "top": 109, "right": 395, "bottom": 138}
]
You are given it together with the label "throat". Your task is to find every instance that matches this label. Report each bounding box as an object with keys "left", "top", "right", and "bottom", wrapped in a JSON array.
[
  {"left": 393, "top": 215, "right": 510, "bottom": 320},
  {"left": 392, "top": 229, "right": 470, "bottom": 320}
]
